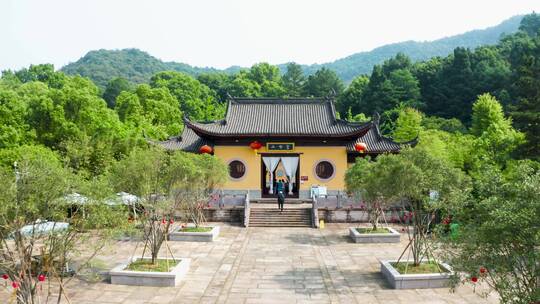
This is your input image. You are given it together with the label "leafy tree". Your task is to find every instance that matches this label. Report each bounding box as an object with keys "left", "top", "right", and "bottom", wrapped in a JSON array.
[
  {"left": 109, "top": 148, "right": 227, "bottom": 264},
  {"left": 361, "top": 54, "right": 422, "bottom": 114},
  {"left": 0, "top": 146, "right": 124, "bottom": 303},
  {"left": 102, "top": 77, "right": 132, "bottom": 108},
  {"left": 14, "top": 64, "right": 66, "bottom": 89},
  {"left": 470, "top": 93, "right": 524, "bottom": 167},
  {"left": 282, "top": 63, "right": 306, "bottom": 97},
  {"left": 441, "top": 161, "right": 540, "bottom": 303},
  {"left": 508, "top": 28, "right": 540, "bottom": 159},
  {"left": 0, "top": 87, "right": 34, "bottom": 148},
  {"left": 226, "top": 72, "right": 261, "bottom": 97},
  {"left": 197, "top": 73, "right": 232, "bottom": 102},
  {"left": 392, "top": 148, "right": 469, "bottom": 267},
  {"left": 392, "top": 107, "right": 422, "bottom": 142},
  {"left": 387, "top": 69, "right": 422, "bottom": 108},
  {"left": 518, "top": 12, "right": 540, "bottom": 37},
  {"left": 303, "top": 68, "right": 344, "bottom": 97},
  {"left": 337, "top": 75, "right": 369, "bottom": 116},
  {"left": 150, "top": 71, "right": 224, "bottom": 121},
  {"left": 115, "top": 84, "right": 182, "bottom": 139},
  {"left": 421, "top": 116, "right": 467, "bottom": 133},
  {"left": 346, "top": 157, "right": 401, "bottom": 230},
  {"left": 226, "top": 63, "right": 286, "bottom": 98}
]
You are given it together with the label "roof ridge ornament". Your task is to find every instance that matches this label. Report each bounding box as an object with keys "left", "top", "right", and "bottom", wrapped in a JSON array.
[{"left": 372, "top": 112, "right": 382, "bottom": 138}]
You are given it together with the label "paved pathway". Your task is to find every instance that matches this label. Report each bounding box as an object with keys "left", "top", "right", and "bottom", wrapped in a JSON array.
[{"left": 1, "top": 224, "right": 499, "bottom": 303}]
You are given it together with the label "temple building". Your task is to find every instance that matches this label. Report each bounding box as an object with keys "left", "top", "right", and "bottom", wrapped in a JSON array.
[{"left": 157, "top": 97, "right": 412, "bottom": 199}]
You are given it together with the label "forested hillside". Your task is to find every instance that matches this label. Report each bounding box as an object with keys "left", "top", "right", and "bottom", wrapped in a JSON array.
[
  {"left": 1, "top": 13, "right": 538, "bottom": 179},
  {"left": 61, "top": 15, "right": 522, "bottom": 88}
]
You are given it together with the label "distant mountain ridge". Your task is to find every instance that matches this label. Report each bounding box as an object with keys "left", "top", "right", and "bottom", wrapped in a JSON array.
[{"left": 61, "top": 15, "right": 523, "bottom": 88}]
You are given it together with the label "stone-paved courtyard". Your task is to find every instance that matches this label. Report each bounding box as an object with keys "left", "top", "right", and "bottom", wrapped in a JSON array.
[{"left": 1, "top": 223, "right": 499, "bottom": 303}]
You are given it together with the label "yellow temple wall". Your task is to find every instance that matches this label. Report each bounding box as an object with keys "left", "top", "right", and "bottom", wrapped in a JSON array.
[{"left": 213, "top": 145, "right": 348, "bottom": 193}]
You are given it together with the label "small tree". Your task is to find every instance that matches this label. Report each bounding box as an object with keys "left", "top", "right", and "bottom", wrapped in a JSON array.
[
  {"left": 176, "top": 153, "right": 227, "bottom": 228},
  {"left": 0, "top": 147, "right": 123, "bottom": 304},
  {"left": 396, "top": 148, "right": 469, "bottom": 267},
  {"left": 345, "top": 157, "right": 396, "bottom": 230},
  {"left": 109, "top": 147, "right": 180, "bottom": 264},
  {"left": 441, "top": 161, "right": 540, "bottom": 303}
]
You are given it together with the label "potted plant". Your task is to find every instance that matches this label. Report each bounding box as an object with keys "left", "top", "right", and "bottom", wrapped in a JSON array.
[
  {"left": 373, "top": 149, "right": 469, "bottom": 289},
  {"left": 169, "top": 153, "right": 227, "bottom": 242},
  {"left": 345, "top": 158, "right": 400, "bottom": 243}
]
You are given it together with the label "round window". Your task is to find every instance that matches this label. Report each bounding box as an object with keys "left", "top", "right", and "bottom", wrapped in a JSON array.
[
  {"left": 228, "top": 160, "right": 246, "bottom": 179},
  {"left": 315, "top": 160, "right": 335, "bottom": 180}
]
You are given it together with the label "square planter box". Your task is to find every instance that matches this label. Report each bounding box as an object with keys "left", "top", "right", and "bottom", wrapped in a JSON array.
[
  {"left": 380, "top": 259, "right": 453, "bottom": 289},
  {"left": 349, "top": 227, "right": 401, "bottom": 243},
  {"left": 169, "top": 226, "right": 219, "bottom": 242},
  {"left": 110, "top": 257, "right": 190, "bottom": 287}
]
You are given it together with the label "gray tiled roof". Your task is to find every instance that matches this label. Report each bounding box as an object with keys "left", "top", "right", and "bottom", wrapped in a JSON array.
[
  {"left": 346, "top": 120, "right": 417, "bottom": 153},
  {"left": 155, "top": 98, "right": 410, "bottom": 154},
  {"left": 156, "top": 127, "right": 212, "bottom": 152},
  {"left": 184, "top": 98, "right": 371, "bottom": 138}
]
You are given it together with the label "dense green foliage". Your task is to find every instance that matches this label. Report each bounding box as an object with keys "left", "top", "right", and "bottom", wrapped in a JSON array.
[
  {"left": 442, "top": 161, "right": 539, "bottom": 303},
  {"left": 61, "top": 49, "right": 228, "bottom": 88},
  {"left": 1, "top": 13, "right": 538, "bottom": 180}
]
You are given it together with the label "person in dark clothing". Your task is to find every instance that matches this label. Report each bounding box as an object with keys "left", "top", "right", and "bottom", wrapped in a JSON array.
[{"left": 276, "top": 180, "right": 285, "bottom": 211}]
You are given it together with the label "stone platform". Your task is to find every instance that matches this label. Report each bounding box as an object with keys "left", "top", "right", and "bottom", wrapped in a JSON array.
[{"left": 1, "top": 223, "right": 499, "bottom": 303}]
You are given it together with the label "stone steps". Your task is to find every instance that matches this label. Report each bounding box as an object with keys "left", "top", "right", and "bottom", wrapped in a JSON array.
[{"left": 249, "top": 208, "right": 312, "bottom": 227}]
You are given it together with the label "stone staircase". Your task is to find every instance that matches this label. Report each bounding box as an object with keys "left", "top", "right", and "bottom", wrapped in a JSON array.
[{"left": 249, "top": 208, "right": 312, "bottom": 227}]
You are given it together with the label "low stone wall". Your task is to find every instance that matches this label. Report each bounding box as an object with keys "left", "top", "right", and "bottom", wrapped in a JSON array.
[
  {"left": 318, "top": 209, "right": 368, "bottom": 222},
  {"left": 174, "top": 208, "right": 244, "bottom": 223},
  {"left": 175, "top": 208, "right": 401, "bottom": 224},
  {"left": 318, "top": 209, "right": 403, "bottom": 223}
]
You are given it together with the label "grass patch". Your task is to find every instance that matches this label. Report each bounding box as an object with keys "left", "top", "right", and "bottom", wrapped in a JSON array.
[
  {"left": 391, "top": 261, "right": 449, "bottom": 274},
  {"left": 355, "top": 227, "right": 391, "bottom": 234},
  {"left": 125, "top": 259, "right": 179, "bottom": 272},
  {"left": 179, "top": 227, "right": 212, "bottom": 233}
]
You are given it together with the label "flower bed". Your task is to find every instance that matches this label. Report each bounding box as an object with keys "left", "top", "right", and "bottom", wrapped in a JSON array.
[
  {"left": 169, "top": 225, "right": 219, "bottom": 242},
  {"left": 349, "top": 227, "right": 400, "bottom": 243},
  {"left": 380, "top": 259, "right": 453, "bottom": 289},
  {"left": 110, "top": 258, "right": 190, "bottom": 287}
]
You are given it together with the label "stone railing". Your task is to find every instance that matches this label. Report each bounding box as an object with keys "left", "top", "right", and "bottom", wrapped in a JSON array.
[
  {"left": 311, "top": 197, "right": 319, "bottom": 228},
  {"left": 208, "top": 191, "right": 246, "bottom": 209},
  {"left": 243, "top": 191, "right": 250, "bottom": 228}
]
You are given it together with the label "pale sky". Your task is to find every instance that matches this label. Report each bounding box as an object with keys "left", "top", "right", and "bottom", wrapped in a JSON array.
[{"left": 1, "top": 0, "right": 539, "bottom": 71}]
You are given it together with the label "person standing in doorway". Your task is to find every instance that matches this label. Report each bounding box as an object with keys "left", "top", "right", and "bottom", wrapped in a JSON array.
[{"left": 276, "top": 180, "right": 285, "bottom": 211}]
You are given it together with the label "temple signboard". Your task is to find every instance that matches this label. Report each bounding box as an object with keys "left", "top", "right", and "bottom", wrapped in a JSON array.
[{"left": 266, "top": 142, "right": 295, "bottom": 151}]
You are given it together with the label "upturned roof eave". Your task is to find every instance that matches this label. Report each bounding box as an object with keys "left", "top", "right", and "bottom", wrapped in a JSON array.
[{"left": 184, "top": 118, "right": 373, "bottom": 139}]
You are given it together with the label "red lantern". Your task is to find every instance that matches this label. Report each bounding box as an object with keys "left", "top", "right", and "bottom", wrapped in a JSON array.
[
  {"left": 38, "top": 274, "right": 46, "bottom": 282},
  {"left": 471, "top": 276, "right": 478, "bottom": 283},
  {"left": 12, "top": 281, "right": 19, "bottom": 289},
  {"left": 2, "top": 274, "right": 8, "bottom": 280},
  {"left": 169, "top": 219, "right": 174, "bottom": 225},
  {"left": 199, "top": 145, "right": 213, "bottom": 154},
  {"left": 354, "top": 142, "right": 367, "bottom": 153},
  {"left": 161, "top": 218, "right": 166, "bottom": 225},
  {"left": 479, "top": 267, "right": 487, "bottom": 274},
  {"left": 249, "top": 141, "right": 263, "bottom": 150}
]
